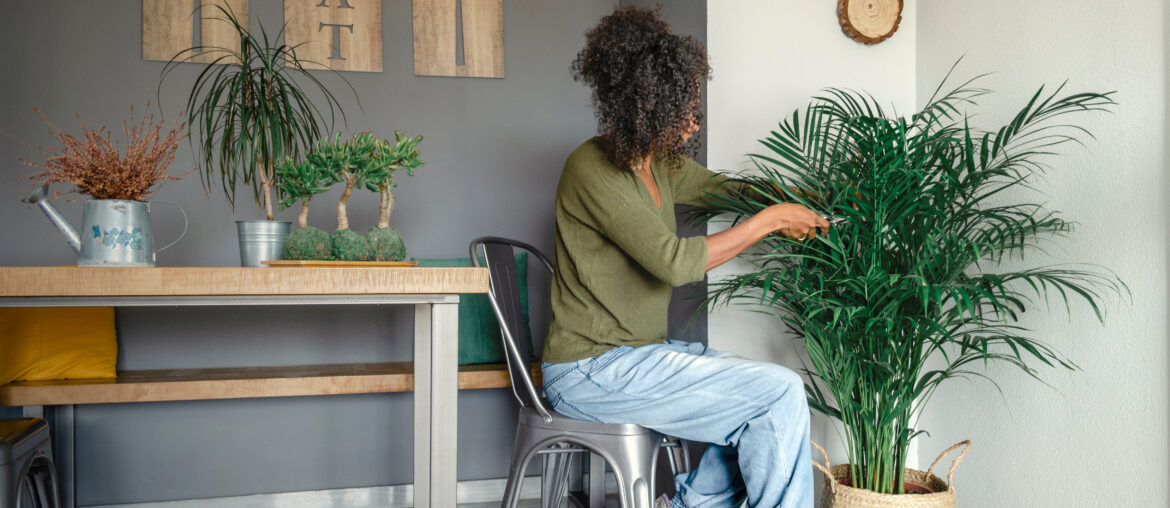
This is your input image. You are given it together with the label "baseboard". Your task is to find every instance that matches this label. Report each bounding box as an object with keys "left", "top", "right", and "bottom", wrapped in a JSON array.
[{"left": 88, "top": 474, "right": 619, "bottom": 508}]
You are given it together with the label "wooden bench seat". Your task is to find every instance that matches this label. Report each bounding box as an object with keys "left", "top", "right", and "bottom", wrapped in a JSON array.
[{"left": 0, "top": 362, "right": 542, "bottom": 406}]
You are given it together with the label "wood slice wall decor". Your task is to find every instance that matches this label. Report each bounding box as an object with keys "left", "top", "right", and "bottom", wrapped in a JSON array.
[
  {"left": 413, "top": 0, "right": 504, "bottom": 79},
  {"left": 285, "top": 0, "right": 383, "bottom": 73},
  {"left": 143, "top": 0, "right": 248, "bottom": 63},
  {"left": 837, "top": 0, "right": 903, "bottom": 45}
]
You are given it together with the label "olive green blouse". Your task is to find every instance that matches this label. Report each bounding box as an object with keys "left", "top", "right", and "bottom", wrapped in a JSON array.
[{"left": 542, "top": 137, "right": 735, "bottom": 364}]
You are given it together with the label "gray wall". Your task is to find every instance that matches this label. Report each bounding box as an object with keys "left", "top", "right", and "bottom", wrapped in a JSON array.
[
  {"left": 620, "top": 0, "right": 710, "bottom": 343},
  {"left": 0, "top": 0, "right": 640, "bottom": 504}
]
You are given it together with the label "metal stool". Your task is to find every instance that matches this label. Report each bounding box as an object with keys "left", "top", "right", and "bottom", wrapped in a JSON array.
[
  {"left": 471, "top": 237, "right": 691, "bottom": 508},
  {"left": 0, "top": 418, "right": 60, "bottom": 508}
]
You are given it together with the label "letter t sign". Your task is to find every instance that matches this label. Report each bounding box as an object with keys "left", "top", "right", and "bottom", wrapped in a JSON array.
[{"left": 285, "top": 0, "right": 382, "bottom": 72}]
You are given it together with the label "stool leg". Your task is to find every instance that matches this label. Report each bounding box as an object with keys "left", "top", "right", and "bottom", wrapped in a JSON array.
[
  {"left": 540, "top": 447, "right": 572, "bottom": 508},
  {"left": 503, "top": 431, "right": 541, "bottom": 508},
  {"left": 20, "top": 474, "right": 36, "bottom": 508},
  {"left": 608, "top": 436, "right": 656, "bottom": 508},
  {"left": 33, "top": 470, "right": 51, "bottom": 508},
  {"left": 588, "top": 453, "right": 605, "bottom": 508},
  {"left": 502, "top": 454, "right": 529, "bottom": 508},
  {"left": 37, "top": 455, "right": 61, "bottom": 508}
]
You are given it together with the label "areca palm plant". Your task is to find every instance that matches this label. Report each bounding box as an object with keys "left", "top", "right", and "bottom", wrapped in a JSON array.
[{"left": 700, "top": 71, "right": 1125, "bottom": 495}]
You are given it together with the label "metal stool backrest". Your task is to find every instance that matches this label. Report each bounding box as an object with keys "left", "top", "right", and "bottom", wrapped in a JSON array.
[{"left": 469, "top": 237, "right": 556, "bottom": 422}]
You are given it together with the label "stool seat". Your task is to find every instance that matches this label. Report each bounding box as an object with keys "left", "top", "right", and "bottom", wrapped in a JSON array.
[
  {"left": 523, "top": 405, "right": 651, "bottom": 436},
  {"left": 0, "top": 419, "right": 50, "bottom": 467},
  {"left": 0, "top": 417, "right": 58, "bottom": 508}
]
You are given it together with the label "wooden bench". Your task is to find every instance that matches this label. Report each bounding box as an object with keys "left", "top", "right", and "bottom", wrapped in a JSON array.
[{"left": 0, "top": 362, "right": 542, "bottom": 407}]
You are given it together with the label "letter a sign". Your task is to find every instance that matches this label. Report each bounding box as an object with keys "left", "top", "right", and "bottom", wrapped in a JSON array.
[{"left": 285, "top": 0, "right": 383, "bottom": 73}]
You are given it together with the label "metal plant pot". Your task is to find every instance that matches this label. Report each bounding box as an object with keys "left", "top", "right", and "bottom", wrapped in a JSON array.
[{"left": 236, "top": 220, "right": 291, "bottom": 267}]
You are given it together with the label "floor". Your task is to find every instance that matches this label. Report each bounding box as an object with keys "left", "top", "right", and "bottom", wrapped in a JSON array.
[
  {"left": 89, "top": 479, "right": 625, "bottom": 508},
  {"left": 461, "top": 500, "right": 621, "bottom": 508},
  {"left": 97, "top": 498, "right": 620, "bottom": 508}
]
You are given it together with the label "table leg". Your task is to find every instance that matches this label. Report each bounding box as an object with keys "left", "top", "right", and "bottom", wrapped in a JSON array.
[
  {"left": 50, "top": 405, "right": 75, "bottom": 508},
  {"left": 413, "top": 303, "right": 432, "bottom": 508},
  {"left": 414, "top": 301, "right": 459, "bottom": 507}
]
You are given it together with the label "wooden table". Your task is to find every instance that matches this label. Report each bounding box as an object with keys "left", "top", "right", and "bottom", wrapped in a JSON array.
[{"left": 0, "top": 266, "right": 490, "bottom": 508}]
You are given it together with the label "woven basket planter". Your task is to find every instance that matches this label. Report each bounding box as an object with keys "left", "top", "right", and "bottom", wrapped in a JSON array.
[{"left": 812, "top": 441, "right": 971, "bottom": 508}]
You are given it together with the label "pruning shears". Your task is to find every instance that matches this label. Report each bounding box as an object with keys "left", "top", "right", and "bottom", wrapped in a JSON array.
[{"left": 823, "top": 215, "right": 849, "bottom": 227}]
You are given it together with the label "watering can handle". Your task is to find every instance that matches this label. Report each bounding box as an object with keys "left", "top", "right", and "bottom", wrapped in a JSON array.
[{"left": 153, "top": 201, "right": 188, "bottom": 254}]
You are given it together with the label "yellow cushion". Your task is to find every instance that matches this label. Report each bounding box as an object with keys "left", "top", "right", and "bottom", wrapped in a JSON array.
[{"left": 0, "top": 307, "right": 117, "bottom": 384}]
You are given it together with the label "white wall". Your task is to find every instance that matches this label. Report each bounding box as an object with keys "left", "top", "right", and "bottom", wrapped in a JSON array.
[
  {"left": 915, "top": 1, "right": 1168, "bottom": 507},
  {"left": 704, "top": 0, "right": 918, "bottom": 473},
  {"left": 708, "top": 2, "right": 1168, "bottom": 505},
  {"left": 706, "top": 1, "right": 916, "bottom": 363}
]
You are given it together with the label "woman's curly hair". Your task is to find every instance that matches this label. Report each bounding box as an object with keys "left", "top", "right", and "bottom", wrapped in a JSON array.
[{"left": 572, "top": 6, "right": 710, "bottom": 171}]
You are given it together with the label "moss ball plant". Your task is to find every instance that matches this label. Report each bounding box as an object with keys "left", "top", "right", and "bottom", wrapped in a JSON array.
[
  {"left": 366, "top": 226, "right": 406, "bottom": 261},
  {"left": 283, "top": 226, "right": 331, "bottom": 260},
  {"left": 330, "top": 228, "right": 370, "bottom": 261}
]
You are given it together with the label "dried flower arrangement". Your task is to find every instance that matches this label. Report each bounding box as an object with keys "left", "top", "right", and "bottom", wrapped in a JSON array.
[{"left": 23, "top": 103, "right": 185, "bottom": 202}]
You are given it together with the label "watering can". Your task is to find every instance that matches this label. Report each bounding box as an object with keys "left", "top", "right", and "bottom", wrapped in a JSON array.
[{"left": 23, "top": 185, "right": 187, "bottom": 267}]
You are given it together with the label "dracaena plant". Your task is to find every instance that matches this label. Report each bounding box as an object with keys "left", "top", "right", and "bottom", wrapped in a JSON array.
[
  {"left": 699, "top": 69, "right": 1126, "bottom": 494},
  {"left": 161, "top": 4, "right": 351, "bottom": 220}
]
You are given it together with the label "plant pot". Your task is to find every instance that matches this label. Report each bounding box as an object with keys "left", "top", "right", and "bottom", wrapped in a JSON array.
[
  {"left": 813, "top": 441, "right": 971, "bottom": 508},
  {"left": 236, "top": 220, "right": 291, "bottom": 267}
]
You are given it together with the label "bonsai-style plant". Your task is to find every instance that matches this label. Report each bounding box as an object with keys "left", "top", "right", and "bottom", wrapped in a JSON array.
[
  {"left": 355, "top": 131, "right": 424, "bottom": 261},
  {"left": 162, "top": 5, "right": 349, "bottom": 220},
  {"left": 23, "top": 103, "right": 184, "bottom": 201},
  {"left": 280, "top": 132, "right": 424, "bottom": 262},
  {"left": 276, "top": 156, "right": 334, "bottom": 260},
  {"left": 701, "top": 72, "right": 1125, "bottom": 497},
  {"left": 307, "top": 133, "right": 369, "bottom": 261}
]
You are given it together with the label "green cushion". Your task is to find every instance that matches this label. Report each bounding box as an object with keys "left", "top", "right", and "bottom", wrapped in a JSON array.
[{"left": 414, "top": 253, "right": 533, "bottom": 365}]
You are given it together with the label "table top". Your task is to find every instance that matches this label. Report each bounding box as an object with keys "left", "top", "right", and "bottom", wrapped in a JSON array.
[{"left": 0, "top": 266, "right": 490, "bottom": 297}]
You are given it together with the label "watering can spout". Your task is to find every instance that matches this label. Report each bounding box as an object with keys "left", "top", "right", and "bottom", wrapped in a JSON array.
[{"left": 23, "top": 184, "right": 81, "bottom": 254}]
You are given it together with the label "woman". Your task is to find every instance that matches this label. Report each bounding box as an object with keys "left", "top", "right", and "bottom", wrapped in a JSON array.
[{"left": 540, "top": 7, "right": 826, "bottom": 508}]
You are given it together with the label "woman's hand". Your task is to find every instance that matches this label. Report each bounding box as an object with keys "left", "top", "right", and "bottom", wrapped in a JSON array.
[
  {"left": 704, "top": 203, "right": 830, "bottom": 270},
  {"left": 761, "top": 203, "right": 830, "bottom": 241}
]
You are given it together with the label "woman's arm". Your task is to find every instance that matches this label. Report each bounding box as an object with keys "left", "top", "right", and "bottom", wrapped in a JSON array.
[{"left": 705, "top": 203, "right": 828, "bottom": 271}]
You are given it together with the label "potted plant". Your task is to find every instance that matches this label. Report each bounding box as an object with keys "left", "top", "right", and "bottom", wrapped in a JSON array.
[
  {"left": 162, "top": 5, "right": 350, "bottom": 266},
  {"left": 701, "top": 73, "right": 1125, "bottom": 506},
  {"left": 355, "top": 131, "right": 424, "bottom": 261},
  {"left": 278, "top": 132, "right": 424, "bottom": 262},
  {"left": 313, "top": 133, "right": 369, "bottom": 261},
  {"left": 276, "top": 156, "right": 334, "bottom": 260},
  {"left": 21, "top": 104, "right": 187, "bottom": 267}
]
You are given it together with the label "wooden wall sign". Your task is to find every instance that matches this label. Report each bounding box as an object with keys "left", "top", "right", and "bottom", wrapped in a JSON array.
[
  {"left": 143, "top": 0, "right": 248, "bottom": 63},
  {"left": 285, "top": 0, "right": 382, "bottom": 73},
  {"left": 413, "top": 0, "right": 504, "bottom": 79},
  {"left": 837, "top": 0, "right": 903, "bottom": 45}
]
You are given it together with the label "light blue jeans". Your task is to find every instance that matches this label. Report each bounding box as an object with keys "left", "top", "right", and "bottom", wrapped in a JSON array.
[{"left": 541, "top": 340, "right": 813, "bottom": 508}]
